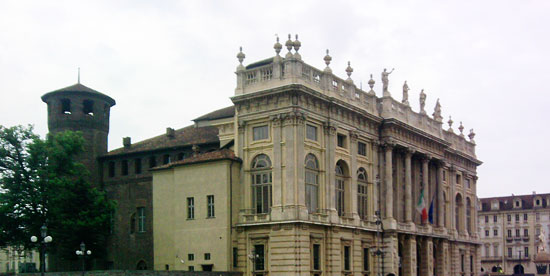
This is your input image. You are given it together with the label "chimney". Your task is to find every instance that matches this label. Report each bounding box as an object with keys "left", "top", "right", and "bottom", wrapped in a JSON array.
[
  {"left": 123, "top": 137, "right": 131, "bottom": 148},
  {"left": 166, "top": 127, "right": 175, "bottom": 138}
]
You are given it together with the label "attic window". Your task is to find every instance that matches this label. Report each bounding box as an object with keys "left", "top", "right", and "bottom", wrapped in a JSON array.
[
  {"left": 163, "top": 154, "right": 171, "bottom": 165},
  {"left": 536, "top": 199, "right": 541, "bottom": 206},
  {"left": 61, "top": 99, "right": 71, "bottom": 114},
  {"left": 83, "top": 100, "right": 94, "bottom": 116},
  {"left": 515, "top": 200, "right": 520, "bottom": 207}
]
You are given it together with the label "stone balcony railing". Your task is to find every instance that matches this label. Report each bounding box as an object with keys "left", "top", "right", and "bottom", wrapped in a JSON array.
[{"left": 235, "top": 53, "right": 477, "bottom": 158}]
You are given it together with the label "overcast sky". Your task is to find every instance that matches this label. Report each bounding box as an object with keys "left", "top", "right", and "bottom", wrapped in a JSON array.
[{"left": 1, "top": 0, "right": 548, "bottom": 198}]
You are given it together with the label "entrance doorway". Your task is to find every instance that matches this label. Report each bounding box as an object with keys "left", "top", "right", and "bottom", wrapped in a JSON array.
[{"left": 513, "top": 264, "right": 524, "bottom": 274}]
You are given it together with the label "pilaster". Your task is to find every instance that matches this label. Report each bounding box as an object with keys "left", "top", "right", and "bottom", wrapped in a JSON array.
[
  {"left": 349, "top": 131, "right": 360, "bottom": 221},
  {"left": 403, "top": 235, "right": 417, "bottom": 276},
  {"left": 270, "top": 115, "right": 283, "bottom": 220},
  {"left": 405, "top": 148, "right": 414, "bottom": 224},
  {"left": 383, "top": 142, "right": 396, "bottom": 229},
  {"left": 324, "top": 122, "right": 338, "bottom": 221}
]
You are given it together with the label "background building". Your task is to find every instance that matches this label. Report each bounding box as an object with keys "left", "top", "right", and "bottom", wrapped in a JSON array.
[
  {"left": 479, "top": 192, "right": 550, "bottom": 274},
  {"left": 40, "top": 37, "right": 482, "bottom": 275},
  {"left": 0, "top": 247, "right": 41, "bottom": 274}
]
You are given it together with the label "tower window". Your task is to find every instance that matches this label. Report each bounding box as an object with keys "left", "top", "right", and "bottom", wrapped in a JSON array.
[
  {"left": 108, "top": 161, "right": 115, "bottom": 177},
  {"left": 83, "top": 100, "right": 94, "bottom": 116},
  {"left": 61, "top": 99, "right": 71, "bottom": 114},
  {"left": 135, "top": 158, "right": 142, "bottom": 174},
  {"left": 149, "top": 156, "right": 157, "bottom": 168},
  {"left": 121, "top": 160, "right": 128, "bottom": 176},
  {"left": 163, "top": 154, "right": 171, "bottom": 165}
]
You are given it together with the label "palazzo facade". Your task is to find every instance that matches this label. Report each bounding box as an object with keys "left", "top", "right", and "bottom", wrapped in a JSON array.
[{"left": 153, "top": 36, "right": 482, "bottom": 276}]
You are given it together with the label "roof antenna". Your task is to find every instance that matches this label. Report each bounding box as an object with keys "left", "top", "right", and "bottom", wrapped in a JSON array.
[{"left": 78, "top": 67, "right": 80, "bottom": 84}]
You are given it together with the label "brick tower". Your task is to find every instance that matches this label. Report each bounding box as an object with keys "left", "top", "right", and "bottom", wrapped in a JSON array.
[{"left": 41, "top": 82, "right": 116, "bottom": 186}]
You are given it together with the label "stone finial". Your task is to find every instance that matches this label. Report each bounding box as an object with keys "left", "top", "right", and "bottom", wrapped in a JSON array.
[
  {"left": 236, "top": 46, "right": 245, "bottom": 71},
  {"left": 402, "top": 81, "right": 410, "bottom": 106},
  {"left": 447, "top": 116, "right": 454, "bottom": 132},
  {"left": 274, "top": 36, "right": 282, "bottom": 56},
  {"left": 123, "top": 137, "right": 131, "bottom": 148},
  {"left": 432, "top": 98, "right": 442, "bottom": 122},
  {"left": 419, "top": 89, "right": 427, "bottom": 114},
  {"left": 323, "top": 49, "right": 332, "bottom": 73},
  {"left": 459, "top": 122, "right": 465, "bottom": 137},
  {"left": 293, "top": 34, "right": 301, "bottom": 60},
  {"left": 285, "top": 34, "right": 293, "bottom": 59},
  {"left": 367, "top": 74, "right": 375, "bottom": 95},
  {"left": 345, "top": 61, "right": 353, "bottom": 83},
  {"left": 468, "top": 129, "right": 476, "bottom": 143}
]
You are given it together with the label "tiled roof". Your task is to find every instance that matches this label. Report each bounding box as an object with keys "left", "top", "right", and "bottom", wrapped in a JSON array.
[
  {"left": 41, "top": 83, "right": 116, "bottom": 106},
  {"left": 193, "top": 106, "right": 235, "bottom": 122},
  {"left": 479, "top": 193, "right": 550, "bottom": 212},
  {"left": 103, "top": 125, "right": 219, "bottom": 157},
  {"left": 152, "top": 149, "right": 241, "bottom": 170}
]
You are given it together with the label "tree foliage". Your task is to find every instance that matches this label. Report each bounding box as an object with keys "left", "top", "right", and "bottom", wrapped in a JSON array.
[{"left": 0, "top": 125, "right": 114, "bottom": 260}]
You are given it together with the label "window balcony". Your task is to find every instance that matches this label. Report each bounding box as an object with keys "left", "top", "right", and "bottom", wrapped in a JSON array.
[
  {"left": 506, "top": 254, "right": 530, "bottom": 261},
  {"left": 506, "top": 236, "right": 513, "bottom": 243},
  {"left": 523, "top": 235, "right": 530, "bottom": 242}
]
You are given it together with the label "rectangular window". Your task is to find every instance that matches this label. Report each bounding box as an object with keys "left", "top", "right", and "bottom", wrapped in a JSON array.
[
  {"left": 465, "top": 178, "right": 470, "bottom": 188},
  {"left": 537, "top": 228, "right": 541, "bottom": 236},
  {"left": 306, "top": 124, "right": 318, "bottom": 141},
  {"left": 135, "top": 158, "right": 142, "bottom": 174},
  {"left": 525, "top": 247, "right": 529, "bottom": 257},
  {"left": 516, "top": 229, "right": 520, "bottom": 237},
  {"left": 137, "top": 207, "right": 145, "bottom": 232},
  {"left": 524, "top": 229, "right": 529, "bottom": 236},
  {"left": 233, "top": 247, "right": 238, "bottom": 268},
  {"left": 363, "top": 247, "right": 370, "bottom": 272},
  {"left": 254, "top": 244, "right": 265, "bottom": 271},
  {"left": 121, "top": 160, "right": 128, "bottom": 176},
  {"left": 508, "top": 247, "right": 512, "bottom": 257},
  {"left": 485, "top": 230, "right": 489, "bottom": 237},
  {"left": 507, "top": 214, "right": 511, "bottom": 222},
  {"left": 163, "top": 154, "right": 171, "bottom": 165},
  {"left": 507, "top": 229, "right": 512, "bottom": 237},
  {"left": 204, "top": 253, "right": 211, "bottom": 260},
  {"left": 536, "top": 212, "right": 540, "bottom": 221},
  {"left": 108, "top": 161, "right": 115, "bottom": 177},
  {"left": 188, "top": 254, "right": 194, "bottom": 261},
  {"left": 187, "top": 197, "right": 194, "bottom": 219},
  {"left": 188, "top": 266, "right": 194, "bottom": 271},
  {"left": 515, "top": 214, "right": 519, "bottom": 221},
  {"left": 312, "top": 244, "right": 321, "bottom": 271},
  {"left": 337, "top": 134, "right": 346, "bottom": 148},
  {"left": 358, "top": 141, "right": 367, "bottom": 156},
  {"left": 343, "top": 245, "right": 351, "bottom": 271},
  {"left": 494, "top": 215, "right": 497, "bottom": 222},
  {"left": 461, "top": 254, "right": 464, "bottom": 272},
  {"left": 456, "top": 174, "right": 461, "bottom": 185},
  {"left": 149, "top": 156, "right": 157, "bottom": 168},
  {"left": 485, "top": 216, "right": 488, "bottom": 223},
  {"left": 470, "top": 255, "right": 473, "bottom": 273},
  {"left": 494, "top": 245, "right": 499, "bottom": 256},
  {"left": 524, "top": 213, "right": 528, "bottom": 220},
  {"left": 253, "top": 125, "right": 269, "bottom": 141},
  {"left": 207, "top": 195, "right": 215, "bottom": 218},
  {"left": 494, "top": 229, "right": 498, "bottom": 236}
]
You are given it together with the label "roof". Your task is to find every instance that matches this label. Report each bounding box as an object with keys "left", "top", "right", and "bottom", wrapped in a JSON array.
[
  {"left": 103, "top": 125, "right": 219, "bottom": 157},
  {"left": 193, "top": 106, "right": 235, "bottom": 122},
  {"left": 245, "top": 57, "right": 274, "bottom": 70},
  {"left": 534, "top": 252, "right": 550, "bottom": 263},
  {"left": 41, "top": 83, "right": 116, "bottom": 106},
  {"left": 479, "top": 193, "right": 550, "bottom": 212},
  {"left": 152, "top": 149, "right": 241, "bottom": 170}
]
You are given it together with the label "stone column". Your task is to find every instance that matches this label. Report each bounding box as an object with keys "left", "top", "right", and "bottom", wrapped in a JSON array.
[
  {"left": 403, "top": 235, "right": 417, "bottom": 276},
  {"left": 437, "top": 162, "right": 445, "bottom": 228},
  {"left": 384, "top": 143, "right": 396, "bottom": 228},
  {"left": 383, "top": 233, "right": 399, "bottom": 275},
  {"left": 283, "top": 113, "right": 296, "bottom": 219},
  {"left": 449, "top": 166, "right": 456, "bottom": 233},
  {"left": 295, "top": 114, "right": 307, "bottom": 219},
  {"left": 419, "top": 237, "right": 434, "bottom": 276},
  {"left": 405, "top": 148, "right": 413, "bottom": 223},
  {"left": 237, "top": 121, "right": 248, "bottom": 213},
  {"left": 434, "top": 239, "right": 445, "bottom": 276},
  {"left": 350, "top": 131, "right": 359, "bottom": 220},
  {"left": 421, "top": 155, "right": 430, "bottom": 225},
  {"left": 324, "top": 122, "right": 337, "bottom": 220},
  {"left": 270, "top": 115, "right": 283, "bottom": 220}
]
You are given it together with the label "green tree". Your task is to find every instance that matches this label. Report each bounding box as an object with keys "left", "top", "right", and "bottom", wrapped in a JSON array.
[{"left": 0, "top": 125, "right": 114, "bottom": 264}]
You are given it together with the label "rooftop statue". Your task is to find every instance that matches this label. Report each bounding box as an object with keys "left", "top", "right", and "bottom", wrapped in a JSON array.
[
  {"left": 433, "top": 98, "right": 442, "bottom": 122},
  {"left": 402, "top": 81, "right": 410, "bottom": 106},
  {"left": 419, "top": 89, "right": 427, "bottom": 114},
  {"left": 539, "top": 228, "right": 548, "bottom": 253},
  {"left": 381, "top": 68, "right": 394, "bottom": 95}
]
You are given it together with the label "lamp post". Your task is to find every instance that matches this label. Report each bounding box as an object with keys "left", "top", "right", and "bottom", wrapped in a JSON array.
[
  {"left": 247, "top": 249, "right": 259, "bottom": 274},
  {"left": 30, "top": 224, "right": 53, "bottom": 276},
  {"left": 373, "top": 210, "right": 384, "bottom": 276},
  {"left": 75, "top": 242, "right": 91, "bottom": 276}
]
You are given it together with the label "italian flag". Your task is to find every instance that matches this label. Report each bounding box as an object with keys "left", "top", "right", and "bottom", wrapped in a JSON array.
[{"left": 416, "top": 188, "right": 428, "bottom": 223}]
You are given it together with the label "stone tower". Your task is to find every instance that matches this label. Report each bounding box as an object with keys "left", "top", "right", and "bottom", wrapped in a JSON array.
[{"left": 41, "top": 83, "right": 116, "bottom": 186}]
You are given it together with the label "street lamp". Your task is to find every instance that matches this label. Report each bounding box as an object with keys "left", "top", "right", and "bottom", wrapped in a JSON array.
[
  {"left": 373, "top": 210, "right": 385, "bottom": 276},
  {"left": 30, "top": 224, "right": 52, "bottom": 276},
  {"left": 247, "top": 249, "right": 259, "bottom": 273},
  {"left": 75, "top": 242, "right": 91, "bottom": 276}
]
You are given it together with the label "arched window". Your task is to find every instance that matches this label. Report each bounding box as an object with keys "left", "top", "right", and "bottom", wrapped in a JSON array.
[
  {"left": 251, "top": 154, "right": 272, "bottom": 214},
  {"left": 335, "top": 160, "right": 348, "bottom": 217},
  {"left": 305, "top": 154, "right": 319, "bottom": 213},
  {"left": 357, "top": 168, "right": 368, "bottom": 220},
  {"left": 136, "top": 260, "right": 147, "bottom": 270},
  {"left": 466, "top": 197, "right": 472, "bottom": 234}
]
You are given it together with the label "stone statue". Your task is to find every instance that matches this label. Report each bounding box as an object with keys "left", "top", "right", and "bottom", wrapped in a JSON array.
[
  {"left": 381, "top": 68, "right": 394, "bottom": 93},
  {"left": 402, "top": 81, "right": 410, "bottom": 105},
  {"left": 419, "top": 89, "right": 427, "bottom": 114},
  {"left": 539, "top": 228, "right": 548, "bottom": 253},
  {"left": 433, "top": 98, "right": 442, "bottom": 122}
]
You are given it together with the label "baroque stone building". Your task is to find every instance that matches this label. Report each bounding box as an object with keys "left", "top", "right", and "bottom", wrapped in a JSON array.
[
  {"left": 479, "top": 192, "right": 550, "bottom": 274},
  {"left": 41, "top": 36, "right": 482, "bottom": 275},
  {"left": 152, "top": 36, "right": 482, "bottom": 276}
]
